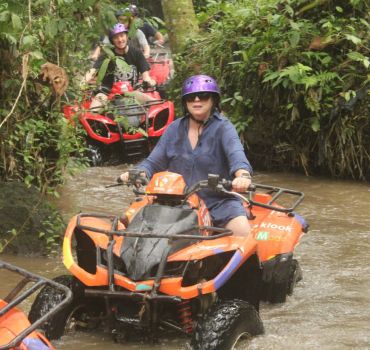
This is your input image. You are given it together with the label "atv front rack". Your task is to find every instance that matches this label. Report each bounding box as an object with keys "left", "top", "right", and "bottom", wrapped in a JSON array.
[
  {"left": 76, "top": 213, "right": 232, "bottom": 240},
  {"left": 0, "top": 260, "right": 72, "bottom": 350},
  {"left": 242, "top": 183, "right": 304, "bottom": 213},
  {"left": 112, "top": 99, "right": 166, "bottom": 116}
]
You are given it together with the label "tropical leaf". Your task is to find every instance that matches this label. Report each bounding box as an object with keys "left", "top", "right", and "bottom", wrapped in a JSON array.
[{"left": 97, "top": 58, "right": 110, "bottom": 84}]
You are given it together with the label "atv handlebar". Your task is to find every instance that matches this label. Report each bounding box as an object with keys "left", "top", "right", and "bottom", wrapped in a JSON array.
[
  {"left": 109, "top": 172, "right": 304, "bottom": 213},
  {"left": 106, "top": 170, "right": 148, "bottom": 190},
  {"left": 134, "top": 81, "right": 157, "bottom": 93}
]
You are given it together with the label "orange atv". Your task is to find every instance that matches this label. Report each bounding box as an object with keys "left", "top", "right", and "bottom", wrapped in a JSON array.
[
  {"left": 29, "top": 171, "right": 308, "bottom": 349},
  {"left": 0, "top": 260, "right": 71, "bottom": 350}
]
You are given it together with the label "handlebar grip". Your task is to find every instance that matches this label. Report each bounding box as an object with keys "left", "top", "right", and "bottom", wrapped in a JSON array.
[
  {"left": 248, "top": 184, "right": 256, "bottom": 192},
  {"left": 222, "top": 180, "right": 255, "bottom": 192},
  {"left": 223, "top": 180, "right": 233, "bottom": 191}
]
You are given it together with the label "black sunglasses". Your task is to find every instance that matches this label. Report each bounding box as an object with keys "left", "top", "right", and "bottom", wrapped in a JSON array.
[{"left": 184, "top": 92, "right": 212, "bottom": 102}]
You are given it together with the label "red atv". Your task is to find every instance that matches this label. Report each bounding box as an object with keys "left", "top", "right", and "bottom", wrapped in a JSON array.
[
  {"left": 63, "top": 81, "right": 175, "bottom": 166},
  {"left": 29, "top": 171, "right": 308, "bottom": 349},
  {"left": 0, "top": 260, "right": 71, "bottom": 350},
  {"left": 147, "top": 47, "right": 173, "bottom": 97}
]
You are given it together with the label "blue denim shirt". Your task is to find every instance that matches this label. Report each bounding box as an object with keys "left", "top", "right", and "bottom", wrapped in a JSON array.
[{"left": 137, "top": 111, "right": 253, "bottom": 225}]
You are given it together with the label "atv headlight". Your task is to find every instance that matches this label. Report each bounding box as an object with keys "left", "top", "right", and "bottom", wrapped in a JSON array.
[
  {"left": 86, "top": 119, "right": 110, "bottom": 138},
  {"left": 153, "top": 108, "right": 169, "bottom": 131},
  {"left": 181, "top": 251, "right": 235, "bottom": 287}
]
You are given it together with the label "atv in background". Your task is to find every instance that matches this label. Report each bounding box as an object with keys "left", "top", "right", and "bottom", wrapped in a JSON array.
[
  {"left": 0, "top": 260, "right": 71, "bottom": 350},
  {"left": 63, "top": 81, "right": 175, "bottom": 166},
  {"left": 29, "top": 171, "right": 308, "bottom": 349},
  {"left": 147, "top": 45, "right": 173, "bottom": 99}
]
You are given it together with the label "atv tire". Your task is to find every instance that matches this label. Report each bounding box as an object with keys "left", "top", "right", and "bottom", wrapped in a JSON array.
[
  {"left": 261, "top": 257, "right": 303, "bottom": 303},
  {"left": 287, "top": 259, "right": 303, "bottom": 296},
  {"left": 29, "top": 275, "right": 101, "bottom": 340},
  {"left": 86, "top": 141, "right": 104, "bottom": 166},
  {"left": 190, "top": 299, "right": 264, "bottom": 350}
]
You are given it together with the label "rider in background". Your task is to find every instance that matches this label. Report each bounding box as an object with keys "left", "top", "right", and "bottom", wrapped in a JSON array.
[
  {"left": 84, "top": 23, "right": 156, "bottom": 110},
  {"left": 119, "top": 75, "right": 253, "bottom": 236},
  {"left": 126, "top": 4, "right": 165, "bottom": 46},
  {"left": 116, "top": 6, "right": 150, "bottom": 58}
]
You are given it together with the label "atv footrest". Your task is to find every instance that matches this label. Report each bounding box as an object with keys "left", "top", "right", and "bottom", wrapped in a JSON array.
[{"left": 114, "top": 314, "right": 143, "bottom": 327}]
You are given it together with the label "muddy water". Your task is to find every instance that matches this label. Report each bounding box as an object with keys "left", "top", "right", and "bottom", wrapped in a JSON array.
[{"left": 1, "top": 165, "right": 370, "bottom": 350}]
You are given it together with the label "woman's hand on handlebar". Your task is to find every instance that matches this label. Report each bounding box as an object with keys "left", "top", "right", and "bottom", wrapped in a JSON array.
[
  {"left": 232, "top": 175, "right": 252, "bottom": 192},
  {"left": 118, "top": 171, "right": 148, "bottom": 187},
  {"left": 117, "top": 172, "right": 129, "bottom": 184}
]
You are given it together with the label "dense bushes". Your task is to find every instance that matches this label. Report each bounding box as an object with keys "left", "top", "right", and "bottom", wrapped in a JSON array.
[
  {"left": 0, "top": 0, "right": 119, "bottom": 188},
  {"left": 0, "top": 0, "right": 117, "bottom": 252},
  {"left": 175, "top": 0, "right": 370, "bottom": 179}
]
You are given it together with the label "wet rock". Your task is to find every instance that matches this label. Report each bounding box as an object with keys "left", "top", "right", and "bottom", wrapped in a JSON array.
[{"left": 0, "top": 181, "right": 63, "bottom": 255}]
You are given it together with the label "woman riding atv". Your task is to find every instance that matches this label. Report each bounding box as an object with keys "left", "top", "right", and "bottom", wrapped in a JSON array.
[
  {"left": 119, "top": 74, "right": 253, "bottom": 236},
  {"left": 84, "top": 23, "right": 156, "bottom": 111}
]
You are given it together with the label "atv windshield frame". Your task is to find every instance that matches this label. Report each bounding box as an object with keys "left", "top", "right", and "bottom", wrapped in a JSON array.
[{"left": 75, "top": 212, "right": 232, "bottom": 300}]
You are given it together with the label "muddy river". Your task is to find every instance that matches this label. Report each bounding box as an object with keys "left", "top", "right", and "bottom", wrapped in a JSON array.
[{"left": 1, "top": 164, "right": 370, "bottom": 349}]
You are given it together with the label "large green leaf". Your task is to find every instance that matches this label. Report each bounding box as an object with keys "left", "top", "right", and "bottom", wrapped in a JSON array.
[
  {"left": 115, "top": 57, "right": 131, "bottom": 74},
  {"left": 97, "top": 58, "right": 111, "bottom": 84},
  {"left": 11, "top": 13, "right": 22, "bottom": 30},
  {"left": 45, "top": 20, "right": 58, "bottom": 38}
]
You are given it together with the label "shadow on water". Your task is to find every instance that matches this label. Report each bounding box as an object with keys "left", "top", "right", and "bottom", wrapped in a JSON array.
[{"left": 1, "top": 166, "right": 370, "bottom": 349}]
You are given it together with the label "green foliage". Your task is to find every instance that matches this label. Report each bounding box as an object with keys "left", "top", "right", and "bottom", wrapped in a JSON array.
[
  {"left": 37, "top": 206, "right": 65, "bottom": 254},
  {"left": 175, "top": 0, "right": 370, "bottom": 179},
  {"left": 0, "top": 204, "right": 64, "bottom": 255},
  {"left": 0, "top": 0, "right": 119, "bottom": 190},
  {"left": 0, "top": 1, "right": 124, "bottom": 254}
]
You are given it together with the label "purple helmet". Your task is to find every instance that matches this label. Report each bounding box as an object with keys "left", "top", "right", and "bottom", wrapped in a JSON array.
[
  {"left": 181, "top": 75, "right": 220, "bottom": 98},
  {"left": 109, "top": 23, "right": 128, "bottom": 41}
]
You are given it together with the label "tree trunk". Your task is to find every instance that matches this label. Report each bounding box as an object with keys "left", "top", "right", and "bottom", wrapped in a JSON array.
[{"left": 161, "top": 0, "right": 199, "bottom": 54}]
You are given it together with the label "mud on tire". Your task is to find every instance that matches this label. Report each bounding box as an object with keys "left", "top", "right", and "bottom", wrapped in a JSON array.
[
  {"left": 190, "top": 299, "right": 264, "bottom": 350},
  {"left": 29, "top": 275, "right": 101, "bottom": 340}
]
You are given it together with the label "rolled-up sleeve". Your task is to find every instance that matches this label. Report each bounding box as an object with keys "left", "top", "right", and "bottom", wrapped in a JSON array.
[
  {"left": 137, "top": 123, "right": 174, "bottom": 177},
  {"left": 222, "top": 121, "right": 253, "bottom": 177}
]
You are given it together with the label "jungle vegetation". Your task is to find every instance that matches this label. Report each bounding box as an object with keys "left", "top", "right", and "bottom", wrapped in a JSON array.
[
  {"left": 174, "top": 0, "right": 370, "bottom": 180},
  {"left": 0, "top": 0, "right": 369, "bottom": 252}
]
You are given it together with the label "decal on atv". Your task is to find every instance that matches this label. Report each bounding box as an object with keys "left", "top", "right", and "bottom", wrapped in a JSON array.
[
  {"left": 256, "top": 231, "right": 288, "bottom": 242},
  {"left": 256, "top": 231, "right": 269, "bottom": 240},
  {"left": 199, "top": 201, "right": 212, "bottom": 227},
  {"left": 258, "top": 222, "right": 292, "bottom": 232},
  {"left": 136, "top": 284, "right": 152, "bottom": 291},
  {"left": 154, "top": 175, "right": 169, "bottom": 187}
]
